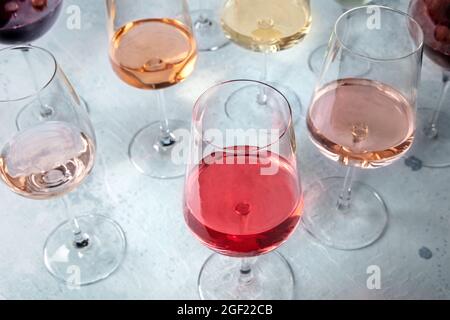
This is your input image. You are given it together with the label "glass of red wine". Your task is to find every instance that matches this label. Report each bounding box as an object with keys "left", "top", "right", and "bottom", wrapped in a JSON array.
[
  {"left": 0, "top": 0, "right": 62, "bottom": 44},
  {"left": 408, "top": 0, "right": 450, "bottom": 168},
  {"left": 184, "top": 80, "right": 303, "bottom": 300},
  {"left": 302, "top": 6, "right": 423, "bottom": 250},
  {"left": 0, "top": 45, "right": 126, "bottom": 285}
]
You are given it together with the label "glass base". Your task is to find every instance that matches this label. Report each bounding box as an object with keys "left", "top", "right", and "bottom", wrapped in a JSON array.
[
  {"left": 15, "top": 95, "right": 90, "bottom": 130},
  {"left": 191, "top": 9, "right": 229, "bottom": 52},
  {"left": 407, "top": 108, "right": 450, "bottom": 168},
  {"left": 44, "top": 215, "right": 126, "bottom": 286},
  {"left": 128, "top": 119, "right": 189, "bottom": 179},
  {"left": 308, "top": 43, "right": 371, "bottom": 76},
  {"left": 302, "top": 177, "right": 388, "bottom": 250},
  {"left": 198, "top": 252, "right": 295, "bottom": 300},
  {"left": 224, "top": 83, "right": 303, "bottom": 124}
]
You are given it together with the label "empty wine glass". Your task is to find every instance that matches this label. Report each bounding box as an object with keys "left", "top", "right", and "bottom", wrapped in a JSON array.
[
  {"left": 191, "top": 0, "right": 229, "bottom": 51},
  {"left": 0, "top": 0, "right": 90, "bottom": 129},
  {"left": 106, "top": 0, "right": 198, "bottom": 178},
  {"left": 221, "top": 0, "right": 312, "bottom": 123},
  {"left": 184, "top": 80, "right": 303, "bottom": 299},
  {"left": 0, "top": 45, "right": 126, "bottom": 285},
  {"left": 408, "top": 0, "right": 450, "bottom": 168},
  {"left": 303, "top": 6, "right": 423, "bottom": 250}
]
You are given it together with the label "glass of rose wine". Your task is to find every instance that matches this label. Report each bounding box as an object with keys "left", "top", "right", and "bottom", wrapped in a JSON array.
[
  {"left": 408, "top": 0, "right": 450, "bottom": 168},
  {"left": 0, "top": 45, "right": 126, "bottom": 285},
  {"left": 303, "top": 6, "right": 423, "bottom": 250},
  {"left": 220, "top": 0, "right": 311, "bottom": 123},
  {"left": 190, "top": 0, "right": 229, "bottom": 51},
  {"left": 106, "top": 0, "right": 198, "bottom": 178},
  {"left": 184, "top": 80, "right": 303, "bottom": 299}
]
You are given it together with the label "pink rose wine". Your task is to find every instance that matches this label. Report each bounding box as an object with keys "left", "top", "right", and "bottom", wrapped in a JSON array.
[
  {"left": 307, "top": 78, "right": 415, "bottom": 168},
  {"left": 184, "top": 147, "right": 302, "bottom": 257}
]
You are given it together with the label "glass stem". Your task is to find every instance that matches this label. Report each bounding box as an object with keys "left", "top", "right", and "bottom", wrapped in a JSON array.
[
  {"left": 63, "top": 197, "right": 90, "bottom": 249},
  {"left": 261, "top": 51, "right": 268, "bottom": 82},
  {"left": 337, "top": 166, "right": 355, "bottom": 210},
  {"left": 424, "top": 73, "right": 450, "bottom": 139},
  {"left": 156, "top": 89, "right": 176, "bottom": 147},
  {"left": 21, "top": 47, "right": 53, "bottom": 118},
  {"left": 239, "top": 258, "right": 254, "bottom": 285},
  {"left": 257, "top": 52, "right": 269, "bottom": 105}
]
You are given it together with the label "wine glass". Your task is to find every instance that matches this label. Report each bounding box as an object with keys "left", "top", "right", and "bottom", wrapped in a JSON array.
[
  {"left": 408, "top": 0, "right": 450, "bottom": 168},
  {"left": 0, "top": 0, "right": 90, "bottom": 129},
  {"left": 106, "top": 0, "right": 198, "bottom": 178},
  {"left": 184, "top": 80, "right": 303, "bottom": 299},
  {"left": 190, "top": 0, "right": 229, "bottom": 51},
  {"left": 220, "top": 0, "right": 312, "bottom": 123},
  {"left": 302, "top": 6, "right": 423, "bottom": 250},
  {"left": 0, "top": 45, "right": 126, "bottom": 285},
  {"left": 307, "top": 0, "right": 399, "bottom": 76}
]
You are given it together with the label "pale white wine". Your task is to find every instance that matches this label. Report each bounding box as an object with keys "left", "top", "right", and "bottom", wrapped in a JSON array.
[{"left": 221, "top": 0, "right": 312, "bottom": 52}]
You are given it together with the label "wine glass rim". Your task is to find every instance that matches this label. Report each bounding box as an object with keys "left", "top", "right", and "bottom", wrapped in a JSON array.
[
  {"left": 0, "top": 44, "right": 58, "bottom": 103},
  {"left": 334, "top": 5, "right": 424, "bottom": 62},
  {"left": 192, "top": 79, "right": 293, "bottom": 151}
]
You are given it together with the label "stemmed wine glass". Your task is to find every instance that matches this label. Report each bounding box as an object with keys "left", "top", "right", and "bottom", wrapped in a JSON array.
[
  {"left": 0, "top": 0, "right": 90, "bottom": 129},
  {"left": 408, "top": 0, "right": 450, "bottom": 168},
  {"left": 302, "top": 6, "right": 423, "bottom": 250},
  {"left": 191, "top": 0, "right": 229, "bottom": 51},
  {"left": 106, "top": 0, "right": 198, "bottom": 178},
  {"left": 220, "top": 0, "right": 312, "bottom": 123},
  {"left": 0, "top": 45, "right": 126, "bottom": 285},
  {"left": 184, "top": 80, "right": 303, "bottom": 299}
]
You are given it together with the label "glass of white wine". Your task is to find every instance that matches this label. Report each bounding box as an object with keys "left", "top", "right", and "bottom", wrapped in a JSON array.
[
  {"left": 0, "top": 45, "right": 126, "bottom": 285},
  {"left": 221, "top": 0, "right": 312, "bottom": 123}
]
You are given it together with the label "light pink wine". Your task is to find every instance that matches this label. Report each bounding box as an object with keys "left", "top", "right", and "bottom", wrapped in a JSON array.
[
  {"left": 184, "top": 147, "right": 303, "bottom": 257},
  {"left": 0, "top": 121, "right": 95, "bottom": 199},
  {"left": 307, "top": 78, "right": 415, "bottom": 168}
]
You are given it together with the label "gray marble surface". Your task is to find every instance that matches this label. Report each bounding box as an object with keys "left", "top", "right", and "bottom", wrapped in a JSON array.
[{"left": 1, "top": 0, "right": 449, "bottom": 299}]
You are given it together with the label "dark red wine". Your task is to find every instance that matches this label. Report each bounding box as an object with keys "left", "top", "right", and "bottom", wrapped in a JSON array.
[
  {"left": 409, "top": 0, "right": 450, "bottom": 69},
  {"left": 184, "top": 147, "right": 303, "bottom": 257},
  {"left": 0, "top": 0, "right": 62, "bottom": 44}
]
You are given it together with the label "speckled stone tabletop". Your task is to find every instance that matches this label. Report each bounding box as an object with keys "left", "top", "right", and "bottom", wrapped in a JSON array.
[{"left": 0, "top": 0, "right": 449, "bottom": 300}]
